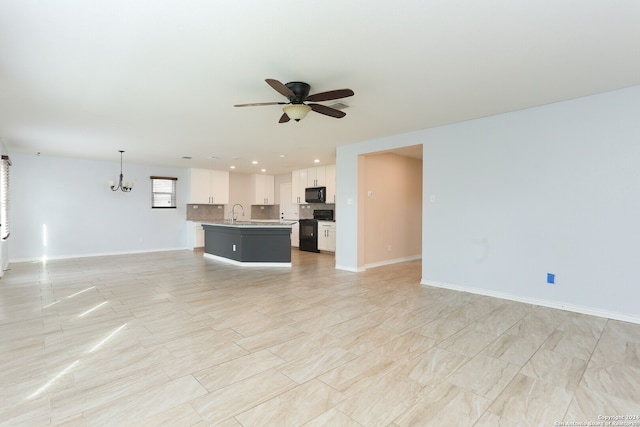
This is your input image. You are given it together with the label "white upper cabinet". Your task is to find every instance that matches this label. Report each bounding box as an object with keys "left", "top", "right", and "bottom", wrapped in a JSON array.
[
  {"left": 251, "top": 174, "right": 275, "bottom": 205},
  {"left": 190, "top": 168, "right": 229, "bottom": 204},
  {"left": 291, "top": 165, "right": 335, "bottom": 204},
  {"left": 291, "top": 169, "right": 307, "bottom": 204},
  {"left": 325, "top": 164, "right": 336, "bottom": 204},
  {"left": 306, "top": 166, "right": 326, "bottom": 187}
]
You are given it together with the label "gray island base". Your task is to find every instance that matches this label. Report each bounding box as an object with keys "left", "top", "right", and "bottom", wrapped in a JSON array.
[{"left": 201, "top": 222, "right": 293, "bottom": 267}]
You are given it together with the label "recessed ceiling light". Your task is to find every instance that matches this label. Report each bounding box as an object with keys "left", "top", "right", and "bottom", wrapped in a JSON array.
[
  {"left": 230, "top": 166, "right": 236, "bottom": 169},
  {"left": 252, "top": 160, "right": 258, "bottom": 164},
  {"left": 261, "top": 168, "right": 266, "bottom": 172},
  {"left": 314, "top": 159, "right": 320, "bottom": 163},
  {"left": 279, "top": 154, "right": 286, "bottom": 158},
  {"left": 181, "top": 156, "right": 192, "bottom": 160}
]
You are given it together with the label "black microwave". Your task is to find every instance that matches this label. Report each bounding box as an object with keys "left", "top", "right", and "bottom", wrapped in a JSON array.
[{"left": 305, "top": 186, "right": 326, "bottom": 203}]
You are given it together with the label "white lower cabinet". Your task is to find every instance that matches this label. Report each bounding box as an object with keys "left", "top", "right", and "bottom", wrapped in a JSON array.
[
  {"left": 195, "top": 223, "right": 204, "bottom": 248},
  {"left": 187, "top": 221, "right": 204, "bottom": 249},
  {"left": 317, "top": 221, "right": 336, "bottom": 252},
  {"left": 291, "top": 222, "right": 299, "bottom": 247}
]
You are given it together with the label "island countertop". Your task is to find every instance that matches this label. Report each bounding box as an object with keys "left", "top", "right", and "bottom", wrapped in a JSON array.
[
  {"left": 201, "top": 222, "right": 293, "bottom": 266},
  {"left": 201, "top": 220, "right": 294, "bottom": 228}
]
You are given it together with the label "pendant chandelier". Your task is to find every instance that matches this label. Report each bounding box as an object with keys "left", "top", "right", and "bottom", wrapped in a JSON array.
[{"left": 109, "top": 150, "right": 133, "bottom": 192}]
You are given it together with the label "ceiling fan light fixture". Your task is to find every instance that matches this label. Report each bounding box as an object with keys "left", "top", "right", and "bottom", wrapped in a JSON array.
[{"left": 283, "top": 104, "right": 311, "bottom": 121}]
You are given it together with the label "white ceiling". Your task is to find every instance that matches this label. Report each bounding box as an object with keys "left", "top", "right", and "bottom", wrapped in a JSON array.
[{"left": 1, "top": 1, "right": 640, "bottom": 175}]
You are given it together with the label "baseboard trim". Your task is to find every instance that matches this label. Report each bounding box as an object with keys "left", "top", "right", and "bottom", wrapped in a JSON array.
[
  {"left": 422, "top": 279, "right": 640, "bottom": 325},
  {"left": 335, "top": 255, "right": 422, "bottom": 273},
  {"left": 365, "top": 255, "right": 422, "bottom": 270},
  {"left": 9, "top": 247, "right": 189, "bottom": 264},
  {"left": 335, "top": 264, "right": 365, "bottom": 272}
]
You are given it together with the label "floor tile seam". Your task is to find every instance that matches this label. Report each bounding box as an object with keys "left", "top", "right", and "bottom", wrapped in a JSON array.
[
  {"left": 325, "top": 352, "right": 417, "bottom": 396},
  {"left": 528, "top": 329, "right": 594, "bottom": 389},
  {"left": 446, "top": 349, "right": 518, "bottom": 377},
  {"left": 73, "top": 375, "right": 199, "bottom": 424},
  {"left": 407, "top": 378, "right": 495, "bottom": 421},
  {"left": 274, "top": 349, "right": 361, "bottom": 385},
  {"left": 385, "top": 382, "right": 442, "bottom": 427},
  {"left": 516, "top": 358, "right": 584, "bottom": 394},
  {"left": 190, "top": 350, "right": 288, "bottom": 389},
  {"left": 310, "top": 407, "right": 366, "bottom": 427},
  {"left": 194, "top": 371, "right": 300, "bottom": 424},
  {"left": 580, "top": 318, "right": 615, "bottom": 371},
  {"left": 347, "top": 333, "right": 408, "bottom": 357},
  {"left": 485, "top": 374, "right": 576, "bottom": 426},
  {"left": 443, "top": 355, "right": 521, "bottom": 401}
]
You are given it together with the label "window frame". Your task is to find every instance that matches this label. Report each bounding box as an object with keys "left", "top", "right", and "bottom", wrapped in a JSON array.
[{"left": 150, "top": 176, "right": 178, "bottom": 209}]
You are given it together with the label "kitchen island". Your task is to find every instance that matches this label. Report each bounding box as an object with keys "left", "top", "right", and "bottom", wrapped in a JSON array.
[{"left": 201, "top": 221, "right": 293, "bottom": 267}]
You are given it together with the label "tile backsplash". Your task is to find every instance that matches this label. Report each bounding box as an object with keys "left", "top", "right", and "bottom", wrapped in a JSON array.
[
  {"left": 251, "top": 205, "right": 279, "bottom": 220},
  {"left": 185, "top": 203, "right": 336, "bottom": 222},
  {"left": 186, "top": 204, "right": 225, "bottom": 221},
  {"left": 299, "top": 203, "right": 336, "bottom": 220}
]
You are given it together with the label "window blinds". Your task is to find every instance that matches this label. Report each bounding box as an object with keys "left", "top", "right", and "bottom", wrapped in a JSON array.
[
  {"left": 150, "top": 176, "right": 177, "bottom": 208},
  {"left": 1, "top": 155, "right": 10, "bottom": 240}
]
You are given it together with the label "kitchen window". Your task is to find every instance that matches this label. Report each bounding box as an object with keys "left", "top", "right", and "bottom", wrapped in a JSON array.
[{"left": 150, "top": 176, "right": 177, "bottom": 208}]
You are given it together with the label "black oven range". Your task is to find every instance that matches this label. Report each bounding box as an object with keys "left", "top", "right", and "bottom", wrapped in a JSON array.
[{"left": 299, "top": 209, "right": 334, "bottom": 253}]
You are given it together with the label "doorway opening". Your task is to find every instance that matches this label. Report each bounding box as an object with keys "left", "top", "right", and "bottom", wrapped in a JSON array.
[{"left": 358, "top": 144, "right": 423, "bottom": 270}]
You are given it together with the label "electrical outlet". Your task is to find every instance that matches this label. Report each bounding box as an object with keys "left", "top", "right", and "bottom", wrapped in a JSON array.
[{"left": 387, "top": 245, "right": 392, "bottom": 251}]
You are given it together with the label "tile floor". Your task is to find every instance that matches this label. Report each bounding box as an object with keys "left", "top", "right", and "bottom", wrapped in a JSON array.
[{"left": 1, "top": 249, "right": 639, "bottom": 426}]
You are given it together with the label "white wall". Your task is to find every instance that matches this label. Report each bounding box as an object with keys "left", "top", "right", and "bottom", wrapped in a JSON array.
[
  {"left": 337, "top": 85, "right": 640, "bottom": 321},
  {"left": 9, "top": 153, "right": 189, "bottom": 261}
]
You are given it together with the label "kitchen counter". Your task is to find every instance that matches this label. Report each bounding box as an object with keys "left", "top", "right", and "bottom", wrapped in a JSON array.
[
  {"left": 201, "top": 222, "right": 293, "bottom": 267},
  {"left": 202, "top": 220, "right": 293, "bottom": 228}
]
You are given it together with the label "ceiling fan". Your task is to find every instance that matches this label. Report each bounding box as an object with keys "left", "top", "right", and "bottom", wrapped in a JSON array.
[{"left": 234, "top": 79, "right": 354, "bottom": 123}]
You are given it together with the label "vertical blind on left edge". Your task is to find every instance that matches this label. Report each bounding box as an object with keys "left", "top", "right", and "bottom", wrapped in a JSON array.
[
  {"left": 150, "top": 176, "right": 177, "bottom": 208},
  {"left": 1, "top": 155, "right": 10, "bottom": 240}
]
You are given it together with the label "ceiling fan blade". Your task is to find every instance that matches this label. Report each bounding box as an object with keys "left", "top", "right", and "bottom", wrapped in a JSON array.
[
  {"left": 234, "top": 102, "right": 287, "bottom": 107},
  {"left": 309, "top": 103, "right": 346, "bottom": 118},
  {"left": 279, "top": 112, "right": 290, "bottom": 123},
  {"left": 306, "top": 89, "right": 354, "bottom": 102},
  {"left": 266, "top": 79, "right": 295, "bottom": 99}
]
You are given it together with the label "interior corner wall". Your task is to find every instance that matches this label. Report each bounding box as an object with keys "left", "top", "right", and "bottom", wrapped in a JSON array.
[
  {"left": 9, "top": 153, "right": 189, "bottom": 261},
  {"left": 337, "top": 85, "right": 640, "bottom": 321},
  {"left": 363, "top": 152, "right": 422, "bottom": 266}
]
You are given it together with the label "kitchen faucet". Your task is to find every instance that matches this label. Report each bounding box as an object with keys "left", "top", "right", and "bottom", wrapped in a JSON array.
[{"left": 230, "top": 203, "right": 245, "bottom": 223}]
